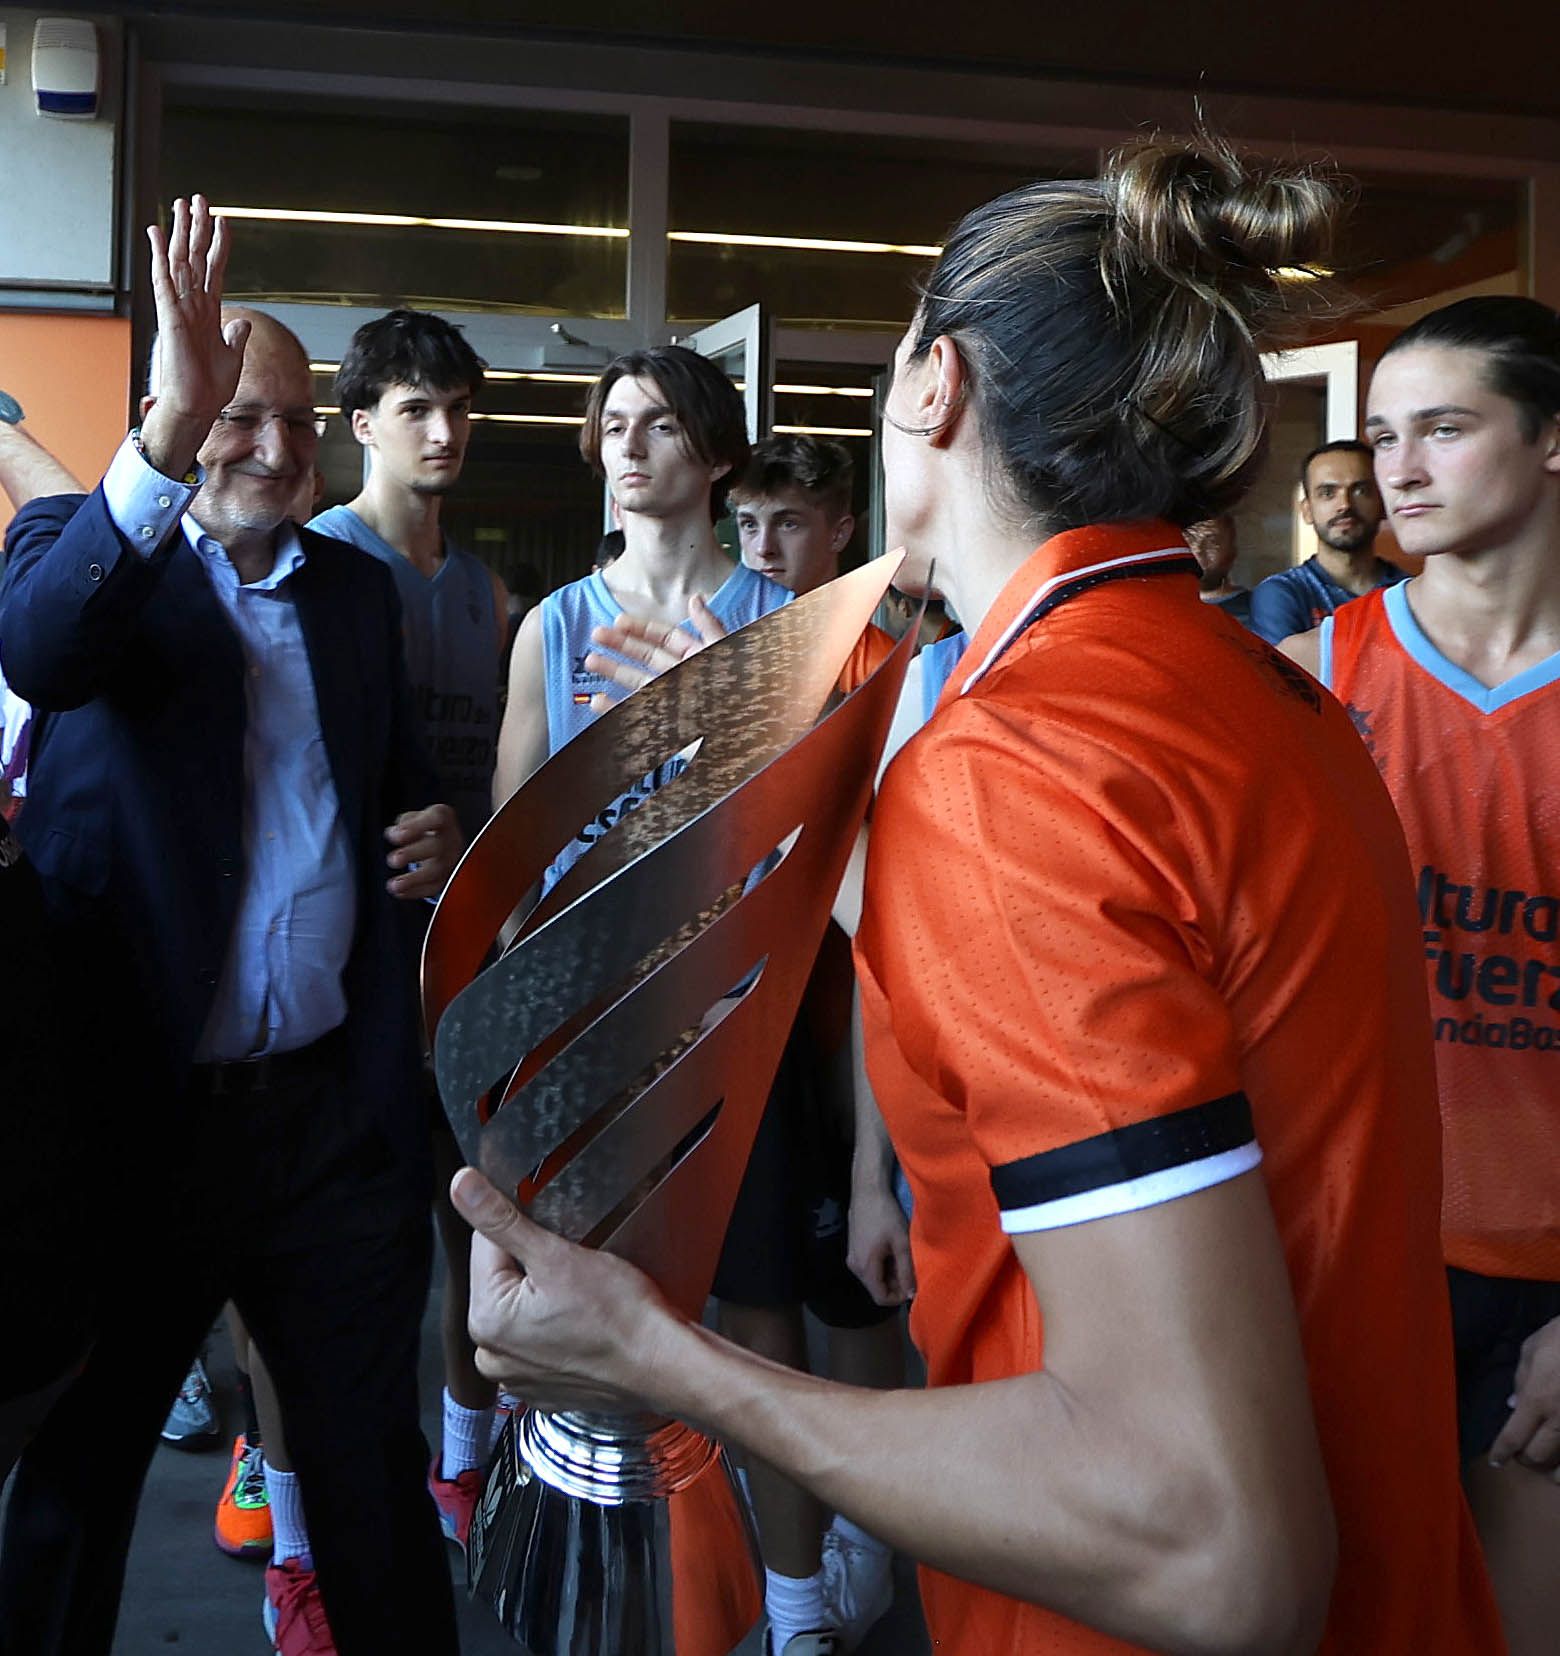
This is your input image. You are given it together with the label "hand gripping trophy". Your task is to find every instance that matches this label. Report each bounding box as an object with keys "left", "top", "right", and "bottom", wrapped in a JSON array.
[{"left": 422, "top": 556, "right": 913, "bottom": 1655}]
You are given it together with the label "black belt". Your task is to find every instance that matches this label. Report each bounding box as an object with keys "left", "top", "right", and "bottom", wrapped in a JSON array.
[{"left": 189, "top": 1027, "right": 346, "bottom": 1098}]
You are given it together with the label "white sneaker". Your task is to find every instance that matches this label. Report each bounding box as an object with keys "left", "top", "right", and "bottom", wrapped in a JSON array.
[
  {"left": 820, "top": 1527, "right": 893, "bottom": 1652},
  {"left": 766, "top": 1632, "right": 841, "bottom": 1656}
]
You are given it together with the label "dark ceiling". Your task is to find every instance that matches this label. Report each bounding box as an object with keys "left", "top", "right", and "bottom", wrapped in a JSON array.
[{"left": 116, "top": 1, "right": 1554, "bottom": 121}]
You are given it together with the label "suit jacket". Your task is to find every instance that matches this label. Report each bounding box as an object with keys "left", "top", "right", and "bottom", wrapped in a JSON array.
[{"left": 0, "top": 487, "right": 442, "bottom": 1196}]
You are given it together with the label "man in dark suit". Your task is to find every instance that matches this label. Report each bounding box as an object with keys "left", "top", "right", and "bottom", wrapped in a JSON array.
[{"left": 0, "top": 198, "right": 461, "bottom": 1655}]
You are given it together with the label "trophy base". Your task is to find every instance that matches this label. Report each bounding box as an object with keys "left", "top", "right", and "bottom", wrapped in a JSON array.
[{"left": 469, "top": 1408, "right": 763, "bottom": 1656}]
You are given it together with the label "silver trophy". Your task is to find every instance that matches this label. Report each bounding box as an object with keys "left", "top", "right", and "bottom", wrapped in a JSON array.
[{"left": 423, "top": 557, "right": 913, "bottom": 1656}]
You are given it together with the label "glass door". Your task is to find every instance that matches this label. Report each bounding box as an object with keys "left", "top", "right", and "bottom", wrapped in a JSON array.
[
  {"left": 671, "top": 303, "right": 773, "bottom": 557},
  {"left": 675, "top": 303, "right": 773, "bottom": 443}
]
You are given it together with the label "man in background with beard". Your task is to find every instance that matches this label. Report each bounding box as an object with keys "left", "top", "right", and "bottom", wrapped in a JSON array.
[{"left": 1249, "top": 438, "right": 1401, "bottom": 643}]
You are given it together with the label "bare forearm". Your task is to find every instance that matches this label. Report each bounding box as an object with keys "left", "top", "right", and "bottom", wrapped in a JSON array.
[
  {"left": 0, "top": 424, "right": 83, "bottom": 509},
  {"left": 644, "top": 1319, "right": 1272, "bottom": 1655},
  {"left": 850, "top": 985, "right": 894, "bottom": 1195},
  {"left": 458, "top": 1160, "right": 1332, "bottom": 1654}
]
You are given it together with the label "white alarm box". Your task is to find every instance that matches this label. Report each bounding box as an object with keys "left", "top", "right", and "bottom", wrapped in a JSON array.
[{"left": 33, "top": 17, "right": 98, "bottom": 119}]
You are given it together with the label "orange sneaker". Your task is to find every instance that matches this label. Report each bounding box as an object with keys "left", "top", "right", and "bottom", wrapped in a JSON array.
[{"left": 214, "top": 1433, "right": 272, "bottom": 1558}]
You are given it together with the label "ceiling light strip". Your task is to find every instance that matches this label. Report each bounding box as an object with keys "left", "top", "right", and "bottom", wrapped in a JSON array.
[
  {"left": 668, "top": 229, "right": 942, "bottom": 257},
  {"left": 214, "top": 205, "right": 628, "bottom": 239},
  {"left": 471, "top": 412, "right": 586, "bottom": 425},
  {"left": 772, "top": 423, "right": 873, "bottom": 438},
  {"left": 312, "top": 362, "right": 872, "bottom": 397},
  {"left": 213, "top": 206, "right": 937, "bottom": 257},
  {"left": 773, "top": 383, "right": 874, "bottom": 398},
  {"left": 310, "top": 363, "right": 595, "bottom": 384}
]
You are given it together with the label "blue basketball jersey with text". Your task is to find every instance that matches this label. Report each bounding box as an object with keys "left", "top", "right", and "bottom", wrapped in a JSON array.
[
  {"left": 309, "top": 505, "right": 500, "bottom": 845},
  {"left": 539, "top": 560, "right": 791, "bottom": 890}
]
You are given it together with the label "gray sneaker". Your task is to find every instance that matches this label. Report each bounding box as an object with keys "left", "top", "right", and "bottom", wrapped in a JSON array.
[
  {"left": 821, "top": 1526, "right": 893, "bottom": 1652},
  {"left": 160, "top": 1356, "right": 220, "bottom": 1450}
]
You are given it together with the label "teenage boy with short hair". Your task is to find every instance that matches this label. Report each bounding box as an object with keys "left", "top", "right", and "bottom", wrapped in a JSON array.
[
  {"left": 493, "top": 345, "right": 789, "bottom": 854},
  {"left": 730, "top": 435, "right": 892, "bottom": 702},
  {"left": 304, "top": 308, "right": 506, "bottom": 1557}
]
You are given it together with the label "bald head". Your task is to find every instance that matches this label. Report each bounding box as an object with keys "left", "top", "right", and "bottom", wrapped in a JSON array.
[
  {"left": 145, "top": 306, "right": 309, "bottom": 400},
  {"left": 140, "top": 304, "right": 321, "bottom": 555}
]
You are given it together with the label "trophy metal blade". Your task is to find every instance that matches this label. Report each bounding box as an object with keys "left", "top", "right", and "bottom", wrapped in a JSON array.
[{"left": 422, "top": 556, "right": 915, "bottom": 1654}]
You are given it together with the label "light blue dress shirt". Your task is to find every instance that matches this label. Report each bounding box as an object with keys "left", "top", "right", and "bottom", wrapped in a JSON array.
[{"left": 103, "top": 437, "right": 356, "bottom": 1060}]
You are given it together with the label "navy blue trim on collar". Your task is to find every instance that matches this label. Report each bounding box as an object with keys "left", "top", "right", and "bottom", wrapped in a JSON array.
[{"left": 987, "top": 552, "right": 1199, "bottom": 676}]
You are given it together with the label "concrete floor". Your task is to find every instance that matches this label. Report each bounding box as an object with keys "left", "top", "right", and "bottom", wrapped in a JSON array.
[{"left": 6, "top": 1246, "right": 929, "bottom": 1656}]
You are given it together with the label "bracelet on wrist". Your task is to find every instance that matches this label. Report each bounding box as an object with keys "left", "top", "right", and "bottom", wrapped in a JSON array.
[{"left": 129, "top": 426, "right": 201, "bottom": 487}]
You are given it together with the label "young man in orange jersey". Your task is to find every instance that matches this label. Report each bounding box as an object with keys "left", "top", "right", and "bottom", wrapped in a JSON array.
[
  {"left": 1283, "top": 294, "right": 1560, "bottom": 1656},
  {"left": 731, "top": 436, "right": 857, "bottom": 597}
]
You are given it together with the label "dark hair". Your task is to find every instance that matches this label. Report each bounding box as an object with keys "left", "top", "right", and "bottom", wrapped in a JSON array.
[
  {"left": 1299, "top": 438, "right": 1373, "bottom": 491},
  {"left": 594, "top": 528, "right": 625, "bottom": 568},
  {"left": 580, "top": 346, "right": 750, "bottom": 522},
  {"left": 334, "top": 309, "right": 487, "bottom": 417},
  {"left": 904, "top": 132, "right": 1339, "bottom": 531},
  {"left": 1380, "top": 296, "right": 1560, "bottom": 443},
  {"left": 729, "top": 434, "right": 854, "bottom": 519}
]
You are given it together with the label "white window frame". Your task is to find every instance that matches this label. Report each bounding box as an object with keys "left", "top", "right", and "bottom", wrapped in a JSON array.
[{"left": 1261, "top": 341, "right": 1360, "bottom": 566}]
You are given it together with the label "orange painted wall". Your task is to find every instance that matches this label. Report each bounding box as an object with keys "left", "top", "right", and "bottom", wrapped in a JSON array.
[{"left": 0, "top": 311, "right": 131, "bottom": 535}]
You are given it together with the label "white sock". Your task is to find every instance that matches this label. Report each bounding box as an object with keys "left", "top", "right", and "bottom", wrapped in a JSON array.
[
  {"left": 831, "top": 1513, "right": 889, "bottom": 1556},
  {"left": 264, "top": 1466, "right": 311, "bottom": 1570},
  {"left": 489, "top": 1389, "right": 522, "bottom": 1452},
  {"left": 441, "top": 1387, "right": 495, "bottom": 1478},
  {"left": 765, "top": 1566, "right": 829, "bottom": 1647}
]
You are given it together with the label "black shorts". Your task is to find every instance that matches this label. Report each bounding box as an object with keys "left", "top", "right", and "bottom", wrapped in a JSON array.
[
  {"left": 711, "top": 1029, "right": 894, "bottom": 1331},
  {"left": 1446, "top": 1265, "right": 1560, "bottom": 1459},
  {"left": 1, "top": 843, "right": 98, "bottom": 1400}
]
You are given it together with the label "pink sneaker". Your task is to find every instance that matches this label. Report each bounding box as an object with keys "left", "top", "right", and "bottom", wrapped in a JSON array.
[
  {"left": 262, "top": 1556, "right": 337, "bottom": 1655},
  {"left": 428, "top": 1452, "right": 482, "bottom": 1556}
]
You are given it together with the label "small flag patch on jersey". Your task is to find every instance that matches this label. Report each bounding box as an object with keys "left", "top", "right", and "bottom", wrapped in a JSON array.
[{"left": 572, "top": 691, "right": 593, "bottom": 706}]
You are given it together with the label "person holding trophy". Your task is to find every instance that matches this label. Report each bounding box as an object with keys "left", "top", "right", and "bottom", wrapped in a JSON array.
[{"left": 452, "top": 133, "right": 1503, "bottom": 1655}]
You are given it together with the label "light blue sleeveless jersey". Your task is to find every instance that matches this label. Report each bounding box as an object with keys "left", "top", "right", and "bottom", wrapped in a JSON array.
[
  {"left": 309, "top": 505, "right": 499, "bottom": 843},
  {"left": 917, "top": 629, "right": 970, "bottom": 723},
  {"left": 539, "top": 560, "right": 791, "bottom": 890}
]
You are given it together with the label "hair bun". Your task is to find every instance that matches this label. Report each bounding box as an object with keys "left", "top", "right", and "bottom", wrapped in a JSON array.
[{"left": 1106, "top": 133, "right": 1338, "bottom": 308}]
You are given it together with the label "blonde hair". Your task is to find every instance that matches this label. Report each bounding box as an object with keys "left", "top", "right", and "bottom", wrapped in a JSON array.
[{"left": 907, "top": 131, "right": 1339, "bottom": 530}]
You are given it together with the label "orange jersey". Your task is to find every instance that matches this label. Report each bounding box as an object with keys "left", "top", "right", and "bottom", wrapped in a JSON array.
[
  {"left": 856, "top": 523, "right": 1498, "bottom": 1656},
  {"left": 1324, "top": 582, "right": 1560, "bottom": 1281},
  {"left": 837, "top": 621, "right": 896, "bottom": 697}
]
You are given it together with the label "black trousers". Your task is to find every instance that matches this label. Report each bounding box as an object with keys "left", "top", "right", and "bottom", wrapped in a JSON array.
[{"left": 0, "top": 1036, "right": 458, "bottom": 1656}]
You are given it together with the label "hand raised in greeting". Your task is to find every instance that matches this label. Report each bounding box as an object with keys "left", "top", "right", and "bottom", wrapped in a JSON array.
[{"left": 140, "top": 194, "right": 251, "bottom": 480}]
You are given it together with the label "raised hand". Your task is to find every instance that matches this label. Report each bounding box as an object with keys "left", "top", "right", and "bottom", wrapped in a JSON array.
[
  {"left": 140, "top": 194, "right": 252, "bottom": 479},
  {"left": 583, "top": 593, "right": 729, "bottom": 715}
]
